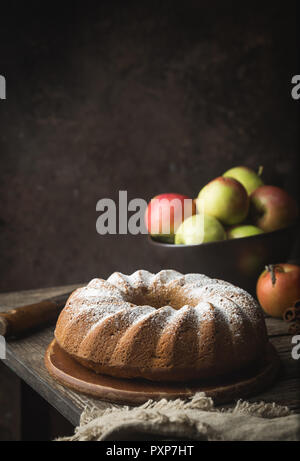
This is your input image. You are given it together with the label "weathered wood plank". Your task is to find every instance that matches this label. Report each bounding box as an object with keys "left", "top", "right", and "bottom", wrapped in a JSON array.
[
  {"left": 0, "top": 285, "right": 299, "bottom": 428},
  {"left": 0, "top": 285, "right": 83, "bottom": 312},
  {"left": 265, "top": 317, "right": 290, "bottom": 337},
  {"left": 0, "top": 286, "right": 96, "bottom": 426}
]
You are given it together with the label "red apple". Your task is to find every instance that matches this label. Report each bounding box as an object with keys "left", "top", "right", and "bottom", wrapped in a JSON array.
[
  {"left": 145, "top": 193, "right": 196, "bottom": 242},
  {"left": 256, "top": 264, "right": 300, "bottom": 318},
  {"left": 250, "top": 185, "right": 298, "bottom": 232}
]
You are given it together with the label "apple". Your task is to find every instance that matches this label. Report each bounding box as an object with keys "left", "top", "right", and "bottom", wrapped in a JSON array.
[
  {"left": 197, "top": 177, "right": 249, "bottom": 226},
  {"left": 145, "top": 193, "right": 196, "bottom": 243},
  {"left": 175, "top": 214, "right": 226, "bottom": 245},
  {"left": 228, "top": 224, "right": 264, "bottom": 239},
  {"left": 250, "top": 186, "right": 298, "bottom": 232},
  {"left": 223, "top": 166, "right": 264, "bottom": 195},
  {"left": 257, "top": 264, "right": 300, "bottom": 318}
]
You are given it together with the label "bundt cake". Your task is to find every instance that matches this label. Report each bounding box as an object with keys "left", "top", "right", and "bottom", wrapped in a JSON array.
[{"left": 54, "top": 270, "right": 268, "bottom": 383}]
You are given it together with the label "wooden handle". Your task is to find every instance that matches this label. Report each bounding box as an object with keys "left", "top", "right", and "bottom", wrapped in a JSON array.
[{"left": 0, "top": 293, "right": 71, "bottom": 338}]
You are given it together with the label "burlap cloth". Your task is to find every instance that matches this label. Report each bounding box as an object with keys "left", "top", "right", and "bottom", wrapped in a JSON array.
[{"left": 58, "top": 393, "right": 300, "bottom": 441}]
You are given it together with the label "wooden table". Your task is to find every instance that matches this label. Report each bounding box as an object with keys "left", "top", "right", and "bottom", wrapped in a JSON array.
[{"left": 0, "top": 285, "right": 300, "bottom": 440}]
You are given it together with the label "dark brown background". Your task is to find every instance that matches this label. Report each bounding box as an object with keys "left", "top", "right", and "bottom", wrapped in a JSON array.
[
  {"left": 0, "top": 0, "right": 299, "bottom": 292},
  {"left": 0, "top": 0, "right": 299, "bottom": 441}
]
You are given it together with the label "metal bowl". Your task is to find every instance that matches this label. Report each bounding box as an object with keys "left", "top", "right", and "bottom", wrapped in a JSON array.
[{"left": 148, "top": 223, "right": 299, "bottom": 296}]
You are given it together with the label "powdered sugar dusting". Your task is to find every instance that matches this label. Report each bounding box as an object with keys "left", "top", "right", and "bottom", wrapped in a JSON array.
[
  {"left": 61, "top": 269, "right": 264, "bottom": 345},
  {"left": 152, "top": 270, "right": 183, "bottom": 285}
]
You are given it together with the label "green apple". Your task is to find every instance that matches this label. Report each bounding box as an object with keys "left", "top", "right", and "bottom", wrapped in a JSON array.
[
  {"left": 175, "top": 214, "right": 226, "bottom": 245},
  {"left": 197, "top": 177, "right": 249, "bottom": 226},
  {"left": 228, "top": 225, "right": 264, "bottom": 239},
  {"left": 223, "top": 166, "right": 264, "bottom": 195}
]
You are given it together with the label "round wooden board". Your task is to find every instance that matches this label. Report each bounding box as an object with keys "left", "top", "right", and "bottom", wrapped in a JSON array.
[{"left": 45, "top": 339, "right": 280, "bottom": 406}]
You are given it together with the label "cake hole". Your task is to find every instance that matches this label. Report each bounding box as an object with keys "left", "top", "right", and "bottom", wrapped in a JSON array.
[{"left": 124, "top": 286, "right": 198, "bottom": 310}]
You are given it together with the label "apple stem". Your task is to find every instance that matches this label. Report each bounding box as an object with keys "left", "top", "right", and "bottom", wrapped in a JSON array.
[
  {"left": 258, "top": 165, "right": 264, "bottom": 177},
  {"left": 265, "top": 264, "right": 283, "bottom": 286}
]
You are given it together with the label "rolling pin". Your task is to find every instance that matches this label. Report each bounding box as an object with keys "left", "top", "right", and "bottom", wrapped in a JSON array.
[{"left": 0, "top": 292, "right": 72, "bottom": 338}]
